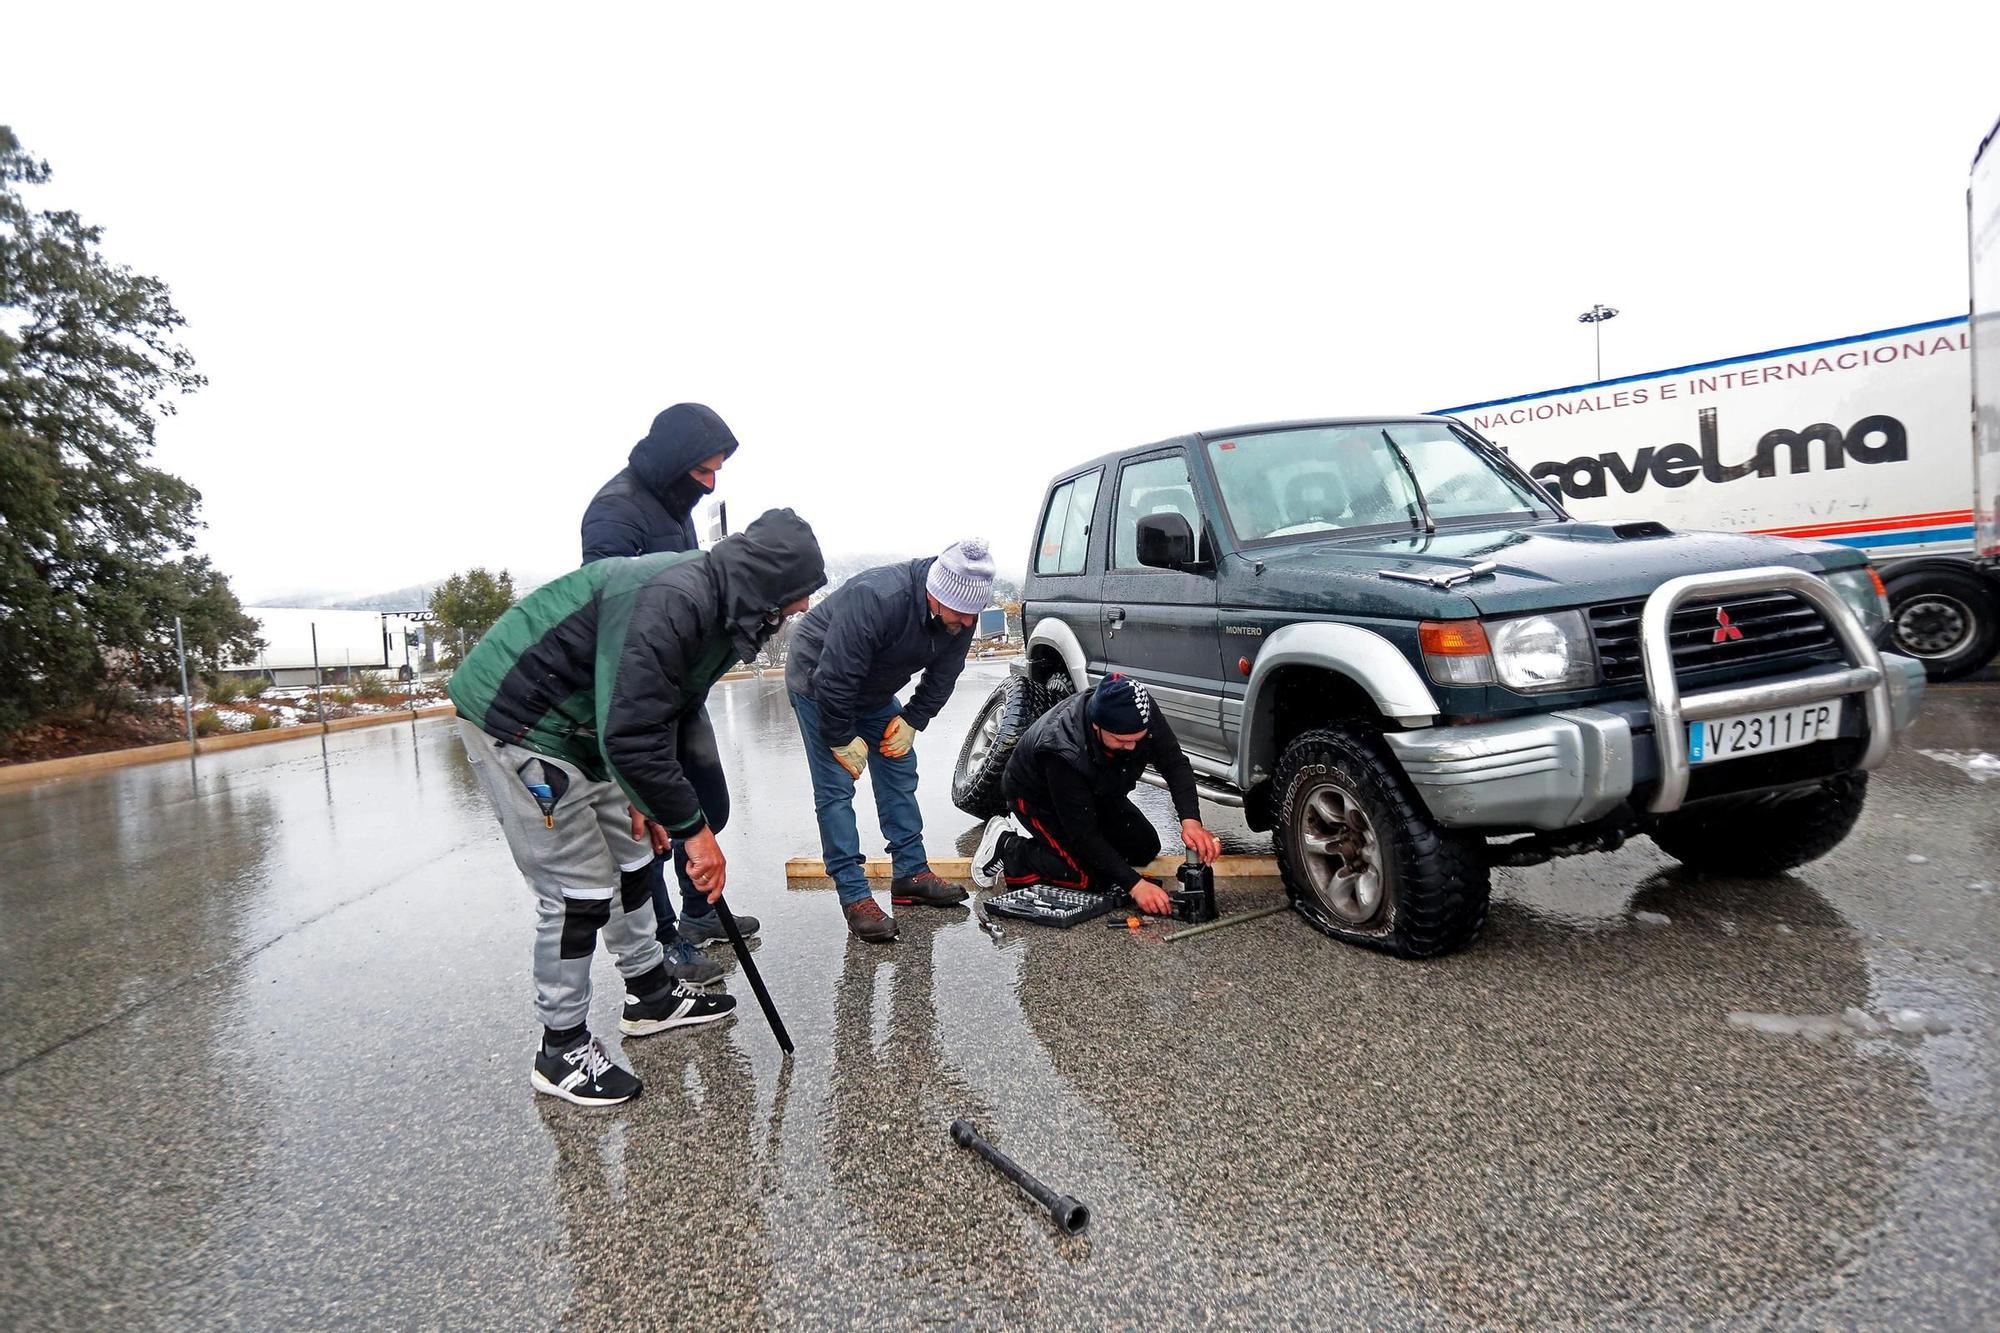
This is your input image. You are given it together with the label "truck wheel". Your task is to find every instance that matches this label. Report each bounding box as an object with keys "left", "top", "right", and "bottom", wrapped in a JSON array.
[
  {"left": 1885, "top": 567, "right": 2000, "bottom": 682},
  {"left": 1648, "top": 773, "right": 1867, "bottom": 876},
  {"left": 951, "top": 677, "right": 1049, "bottom": 818},
  {"left": 1041, "top": 667, "right": 1076, "bottom": 703},
  {"left": 1272, "top": 726, "right": 1491, "bottom": 958}
]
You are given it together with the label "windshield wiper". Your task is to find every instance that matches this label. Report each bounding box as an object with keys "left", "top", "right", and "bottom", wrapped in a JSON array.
[{"left": 1380, "top": 429, "right": 1435, "bottom": 535}]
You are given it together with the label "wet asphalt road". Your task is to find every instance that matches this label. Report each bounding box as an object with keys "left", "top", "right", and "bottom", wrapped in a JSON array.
[{"left": 1, "top": 663, "right": 1996, "bottom": 1330}]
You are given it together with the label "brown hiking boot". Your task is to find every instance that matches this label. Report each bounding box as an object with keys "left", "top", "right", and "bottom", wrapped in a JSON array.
[
  {"left": 843, "top": 898, "right": 900, "bottom": 943},
  {"left": 890, "top": 869, "right": 968, "bottom": 907}
]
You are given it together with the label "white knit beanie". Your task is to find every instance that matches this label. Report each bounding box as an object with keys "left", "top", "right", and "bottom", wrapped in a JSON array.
[{"left": 926, "top": 539, "right": 995, "bottom": 614}]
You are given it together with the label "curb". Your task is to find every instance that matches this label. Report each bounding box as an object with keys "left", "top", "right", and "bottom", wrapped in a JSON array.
[{"left": 0, "top": 704, "right": 459, "bottom": 789}]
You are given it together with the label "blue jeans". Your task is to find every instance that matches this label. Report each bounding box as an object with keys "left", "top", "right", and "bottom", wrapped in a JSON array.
[{"left": 789, "top": 690, "right": 927, "bottom": 906}]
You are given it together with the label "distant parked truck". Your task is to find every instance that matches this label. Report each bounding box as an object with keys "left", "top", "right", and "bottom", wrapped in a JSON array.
[
  {"left": 1436, "top": 316, "right": 1999, "bottom": 680},
  {"left": 1970, "top": 111, "right": 2000, "bottom": 626},
  {"left": 225, "top": 607, "right": 415, "bottom": 686}
]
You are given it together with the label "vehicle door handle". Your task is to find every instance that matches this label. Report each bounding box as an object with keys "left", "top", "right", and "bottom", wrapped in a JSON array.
[{"left": 1104, "top": 608, "right": 1126, "bottom": 626}]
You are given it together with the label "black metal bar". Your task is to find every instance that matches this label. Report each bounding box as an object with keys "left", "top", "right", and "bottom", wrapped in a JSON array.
[
  {"left": 714, "top": 896, "right": 792, "bottom": 1056},
  {"left": 949, "top": 1119, "right": 1089, "bottom": 1234}
]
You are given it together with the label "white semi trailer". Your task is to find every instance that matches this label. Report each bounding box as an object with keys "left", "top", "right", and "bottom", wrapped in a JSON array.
[
  {"left": 227, "top": 607, "right": 413, "bottom": 686},
  {"left": 1971, "top": 113, "right": 2000, "bottom": 618},
  {"left": 1437, "top": 315, "right": 1997, "bottom": 679}
]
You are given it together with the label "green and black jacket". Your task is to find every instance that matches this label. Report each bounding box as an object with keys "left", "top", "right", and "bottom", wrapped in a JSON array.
[{"left": 448, "top": 509, "right": 825, "bottom": 836}]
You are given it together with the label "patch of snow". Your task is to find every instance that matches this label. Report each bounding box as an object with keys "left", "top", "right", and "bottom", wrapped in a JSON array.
[
  {"left": 1631, "top": 910, "right": 1671, "bottom": 928},
  {"left": 1906, "top": 854, "right": 1929, "bottom": 865},
  {"left": 1727, "top": 1007, "right": 1952, "bottom": 1042},
  {"left": 211, "top": 708, "right": 258, "bottom": 732},
  {"left": 1728, "top": 1012, "right": 1846, "bottom": 1041},
  {"left": 1917, "top": 750, "right": 2000, "bottom": 782},
  {"left": 1886, "top": 1007, "right": 1952, "bottom": 1035},
  {"left": 1969, "top": 881, "right": 1995, "bottom": 895}
]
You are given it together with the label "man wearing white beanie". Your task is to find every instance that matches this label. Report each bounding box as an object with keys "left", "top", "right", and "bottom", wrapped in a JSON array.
[{"left": 785, "top": 540, "right": 996, "bottom": 941}]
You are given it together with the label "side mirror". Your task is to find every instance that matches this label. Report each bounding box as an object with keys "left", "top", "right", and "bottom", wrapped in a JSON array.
[{"left": 1136, "top": 512, "right": 1197, "bottom": 571}]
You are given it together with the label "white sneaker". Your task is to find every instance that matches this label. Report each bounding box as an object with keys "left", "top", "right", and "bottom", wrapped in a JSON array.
[{"left": 970, "top": 814, "right": 1024, "bottom": 888}]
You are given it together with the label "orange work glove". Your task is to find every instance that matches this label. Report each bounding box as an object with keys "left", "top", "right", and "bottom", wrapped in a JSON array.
[
  {"left": 879, "top": 715, "right": 917, "bottom": 759},
  {"left": 832, "top": 738, "right": 869, "bottom": 778}
]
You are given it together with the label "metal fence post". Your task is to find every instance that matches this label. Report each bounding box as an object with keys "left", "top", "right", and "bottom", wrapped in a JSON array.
[
  {"left": 311, "top": 623, "right": 326, "bottom": 725},
  {"left": 175, "top": 615, "right": 196, "bottom": 754}
]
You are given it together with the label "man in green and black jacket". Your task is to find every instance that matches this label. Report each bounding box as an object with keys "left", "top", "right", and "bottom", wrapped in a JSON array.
[{"left": 449, "top": 508, "right": 825, "bottom": 1106}]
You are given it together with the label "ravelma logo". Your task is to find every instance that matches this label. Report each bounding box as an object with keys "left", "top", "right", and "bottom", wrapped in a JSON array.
[{"left": 1528, "top": 408, "right": 1907, "bottom": 501}]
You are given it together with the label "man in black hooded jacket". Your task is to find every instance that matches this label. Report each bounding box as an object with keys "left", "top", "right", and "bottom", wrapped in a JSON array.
[
  {"left": 581, "top": 403, "right": 746, "bottom": 976},
  {"left": 970, "top": 675, "right": 1222, "bottom": 915}
]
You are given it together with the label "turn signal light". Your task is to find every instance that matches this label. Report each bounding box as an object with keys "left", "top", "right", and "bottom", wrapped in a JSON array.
[
  {"left": 1419, "top": 619, "right": 1495, "bottom": 686},
  {"left": 1419, "top": 620, "right": 1491, "bottom": 656}
]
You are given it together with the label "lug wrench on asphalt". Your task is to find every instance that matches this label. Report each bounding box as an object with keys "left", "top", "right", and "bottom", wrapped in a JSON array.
[
  {"left": 714, "top": 895, "right": 792, "bottom": 1056},
  {"left": 950, "top": 1119, "right": 1089, "bottom": 1234}
]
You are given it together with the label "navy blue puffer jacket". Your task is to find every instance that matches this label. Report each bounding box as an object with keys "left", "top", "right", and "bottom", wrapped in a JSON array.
[{"left": 580, "top": 404, "right": 740, "bottom": 563}]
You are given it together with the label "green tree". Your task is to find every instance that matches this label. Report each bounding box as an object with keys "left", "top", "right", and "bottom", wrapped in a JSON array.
[
  {"left": 0, "top": 125, "right": 259, "bottom": 733},
  {"left": 430, "top": 568, "right": 516, "bottom": 665}
]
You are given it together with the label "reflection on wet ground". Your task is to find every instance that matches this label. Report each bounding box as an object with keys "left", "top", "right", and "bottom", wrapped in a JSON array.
[{"left": 1, "top": 667, "right": 1995, "bottom": 1328}]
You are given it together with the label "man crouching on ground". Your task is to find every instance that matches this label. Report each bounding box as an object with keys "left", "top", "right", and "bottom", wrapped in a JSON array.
[
  {"left": 969, "top": 674, "right": 1221, "bottom": 914},
  {"left": 449, "top": 509, "right": 826, "bottom": 1106},
  {"left": 785, "top": 539, "right": 996, "bottom": 942}
]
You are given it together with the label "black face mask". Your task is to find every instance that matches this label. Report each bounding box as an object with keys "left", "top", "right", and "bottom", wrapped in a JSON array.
[{"left": 664, "top": 472, "right": 714, "bottom": 518}]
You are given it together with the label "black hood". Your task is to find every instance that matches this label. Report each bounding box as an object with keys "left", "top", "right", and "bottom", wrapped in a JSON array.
[
  {"left": 629, "top": 403, "right": 740, "bottom": 515},
  {"left": 709, "top": 508, "right": 827, "bottom": 661}
]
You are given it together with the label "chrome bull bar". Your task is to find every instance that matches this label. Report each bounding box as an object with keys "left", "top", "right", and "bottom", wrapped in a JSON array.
[{"left": 1642, "top": 566, "right": 1893, "bottom": 814}]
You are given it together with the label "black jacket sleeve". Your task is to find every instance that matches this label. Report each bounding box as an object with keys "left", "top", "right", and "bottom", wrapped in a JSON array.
[
  {"left": 1144, "top": 712, "right": 1202, "bottom": 824},
  {"left": 807, "top": 588, "right": 881, "bottom": 747},
  {"left": 1044, "top": 762, "right": 1143, "bottom": 892},
  {"left": 581, "top": 494, "right": 649, "bottom": 564},
  {"left": 595, "top": 586, "right": 708, "bottom": 836},
  {"left": 902, "top": 624, "right": 972, "bottom": 731}
]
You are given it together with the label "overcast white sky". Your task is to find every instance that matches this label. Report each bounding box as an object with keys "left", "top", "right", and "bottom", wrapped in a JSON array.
[{"left": 10, "top": 3, "right": 1999, "bottom": 601}]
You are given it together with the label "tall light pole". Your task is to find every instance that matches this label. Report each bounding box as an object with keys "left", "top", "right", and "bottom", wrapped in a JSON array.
[{"left": 1577, "top": 303, "right": 1619, "bottom": 380}]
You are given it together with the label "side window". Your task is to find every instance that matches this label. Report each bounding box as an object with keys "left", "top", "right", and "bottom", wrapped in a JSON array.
[
  {"left": 1034, "top": 470, "right": 1102, "bottom": 575},
  {"left": 1112, "top": 454, "right": 1198, "bottom": 570}
]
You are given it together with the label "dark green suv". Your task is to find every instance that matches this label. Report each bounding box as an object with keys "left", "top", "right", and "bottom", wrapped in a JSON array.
[{"left": 952, "top": 416, "right": 1926, "bottom": 957}]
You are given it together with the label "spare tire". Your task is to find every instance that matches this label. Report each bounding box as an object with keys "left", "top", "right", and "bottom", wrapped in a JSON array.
[{"left": 951, "top": 676, "right": 1050, "bottom": 818}]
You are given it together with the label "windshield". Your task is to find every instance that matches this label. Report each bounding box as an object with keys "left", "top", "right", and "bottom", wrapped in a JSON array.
[{"left": 1205, "top": 423, "right": 1550, "bottom": 543}]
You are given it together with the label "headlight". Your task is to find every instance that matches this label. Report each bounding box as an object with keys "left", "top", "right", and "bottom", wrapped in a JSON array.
[
  {"left": 1488, "top": 610, "right": 1598, "bottom": 692},
  {"left": 1823, "top": 567, "right": 1889, "bottom": 640}
]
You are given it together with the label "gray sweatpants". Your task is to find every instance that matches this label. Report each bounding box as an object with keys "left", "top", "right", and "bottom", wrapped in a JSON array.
[{"left": 456, "top": 719, "right": 667, "bottom": 1031}]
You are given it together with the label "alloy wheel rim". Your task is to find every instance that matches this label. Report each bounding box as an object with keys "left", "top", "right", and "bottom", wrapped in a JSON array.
[
  {"left": 965, "top": 698, "right": 1003, "bottom": 768},
  {"left": 1297, "top": 779, "right": 1384, "bottom": 925}
]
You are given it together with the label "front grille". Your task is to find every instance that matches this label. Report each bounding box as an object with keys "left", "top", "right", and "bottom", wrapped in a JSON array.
[{"left": 1588, "top": 591, "right": 1839, "bottom": 683}]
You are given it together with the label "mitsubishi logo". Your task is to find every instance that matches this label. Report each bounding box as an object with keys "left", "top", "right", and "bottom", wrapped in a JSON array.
[{"left": 1713, "top": 608, "right": 1744, "bottom": 644}]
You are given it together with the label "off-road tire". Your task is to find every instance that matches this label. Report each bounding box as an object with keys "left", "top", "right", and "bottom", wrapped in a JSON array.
[
  {"left": 1041, "top": 668, "right": 1077, "bottom": 703},
  {"left": 951, "top": 677, "right": 1050, "bottom": 818},
  {"left": 1647, "top": 773, "right": 1868, "bottom": 876},
  {"left": 1271, "top": 726, "right": 1491, "bottom": 958}
]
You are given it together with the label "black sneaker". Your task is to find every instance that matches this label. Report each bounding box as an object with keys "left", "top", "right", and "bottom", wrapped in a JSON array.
[
  {"left": 531, "top": 1034, "right": 642, "bottom": 1107},
  {"left": 679, "top": 908, "right": 760, "bottom": 950},
  {"left": 970, "top": 814, "right": 1023, "bottom": 889},
  {"left": 620, "top": 980, "right": 737, "bottom": 1036}
]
